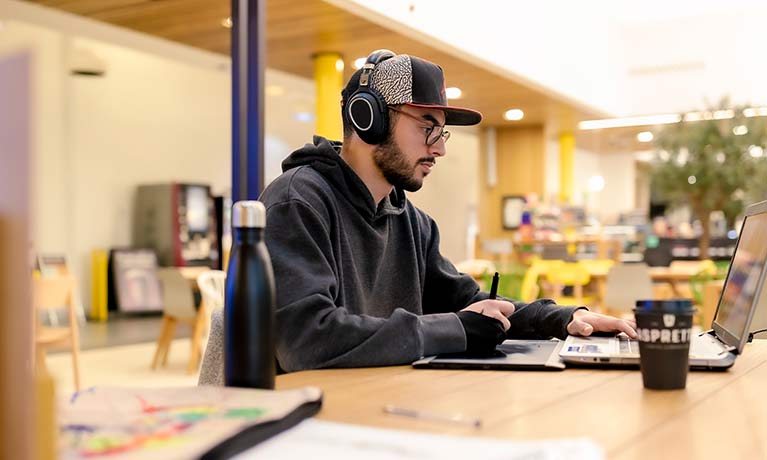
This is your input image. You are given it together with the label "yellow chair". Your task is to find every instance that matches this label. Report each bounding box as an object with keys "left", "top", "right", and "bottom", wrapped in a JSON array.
[
  {"left": 577, "top": 259, "right": 615, "bottom": 277},
  {"left": 545, "top": 262, "right": 594, "bottom": 306},
  {"left": 519, "top": 259, "right": 564, "bottom": 302},
  {"left": 34, "top": 274, "right": 81, "bottom": 391},
  {"left": 577, "top": 259, "right": 616, "bottom": 310}
]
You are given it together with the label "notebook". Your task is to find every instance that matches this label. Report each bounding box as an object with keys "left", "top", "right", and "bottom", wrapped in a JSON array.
[
  {"left": 59, "top": 385, "right": 323, "bottom": 460},
  {"left": 413, "top": 339, "right": 566, "bottom": 371},
  {"left": 559, "top": 200, "right": 767, "bottom": 370}
]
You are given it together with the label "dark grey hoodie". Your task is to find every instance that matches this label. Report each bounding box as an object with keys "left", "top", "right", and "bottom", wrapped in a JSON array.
[{"left": 260, "top": 136, "right": 578, "bottom": 372}]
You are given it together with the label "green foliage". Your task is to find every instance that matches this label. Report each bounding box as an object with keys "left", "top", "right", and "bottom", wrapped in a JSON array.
[{"left": 651, "top": 100, "right": 767, "bottom": 220}]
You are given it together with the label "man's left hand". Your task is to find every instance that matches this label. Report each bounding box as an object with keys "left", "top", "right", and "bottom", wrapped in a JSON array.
[{"left": 566, "top": 309, "right": 637, "bottom": 339}]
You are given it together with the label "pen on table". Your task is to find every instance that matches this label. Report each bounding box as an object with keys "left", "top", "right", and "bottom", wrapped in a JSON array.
[
  {"left": 489, "top": 271, "right": 499, "bottom": 299},
  {"left": 383, "top": 404, "right": 482, "bottom": 428}
]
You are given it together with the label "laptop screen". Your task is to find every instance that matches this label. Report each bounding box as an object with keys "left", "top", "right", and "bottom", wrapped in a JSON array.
[{"left": 714, "top": 210, "right": 767, "bottom": 348}]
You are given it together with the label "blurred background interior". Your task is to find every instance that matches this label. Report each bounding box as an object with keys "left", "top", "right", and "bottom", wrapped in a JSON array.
[{"left": 2, "top": 0, "right": 767, "bottom": 394}]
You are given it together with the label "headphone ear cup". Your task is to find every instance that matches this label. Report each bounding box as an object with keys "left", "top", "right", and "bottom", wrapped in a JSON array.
[{"left": 347, "top": 91, "right": 388, "bottom": 145}]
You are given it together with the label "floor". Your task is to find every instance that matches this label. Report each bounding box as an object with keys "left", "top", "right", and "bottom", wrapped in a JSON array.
[
  {"left": 46, "top": 339, "right": 200, "bottom": 396},
  {"left": 43, "top": 313, "right": 192, "bottom": 352},
  {"left": 79, "top": 314, "right": 192, "bottom": 350},
  {"left": 45, "top": 314, "right": 198, "bottom": 396}
]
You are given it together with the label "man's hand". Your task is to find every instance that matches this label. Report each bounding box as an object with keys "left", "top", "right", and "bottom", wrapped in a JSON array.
[
  {"left": 460, "top": 299, "right": 515, "bottom": 331},
  {"left": 566, "top": 309, "right": 637, "bottom": 339}
]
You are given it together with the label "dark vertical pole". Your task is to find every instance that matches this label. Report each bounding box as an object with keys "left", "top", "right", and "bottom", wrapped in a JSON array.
[{"left": 232, "top": 0, "right": 265, "bottom": 202}]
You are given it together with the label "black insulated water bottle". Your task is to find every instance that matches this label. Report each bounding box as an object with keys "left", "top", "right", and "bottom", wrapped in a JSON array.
[{"left": 224, "top": 201, "right": 276, "bottom": 389}]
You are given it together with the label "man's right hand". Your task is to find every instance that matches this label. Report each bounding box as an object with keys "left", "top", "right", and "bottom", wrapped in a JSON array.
[
  {"left": 456, "top": 300, "right": 516, "bottom": 356},
  {"left": 460, "top": 299, "right": 515, "bottom": 331}
]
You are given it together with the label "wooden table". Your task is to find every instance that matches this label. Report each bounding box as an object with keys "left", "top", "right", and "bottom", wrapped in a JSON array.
[{"left": 276, "top": 340, "right": 767, "bottom": 459}]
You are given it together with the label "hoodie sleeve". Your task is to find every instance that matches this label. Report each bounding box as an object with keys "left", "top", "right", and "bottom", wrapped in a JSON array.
[{"left": 265, "top": 200, "right": 466, "bottom": 372}]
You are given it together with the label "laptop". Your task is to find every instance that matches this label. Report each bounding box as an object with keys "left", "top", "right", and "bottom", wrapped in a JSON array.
[
  {"left": 413, "top": 339, "right": 566, "bottom": 371},
  {"left": 559, "top": 200, "right": 767, "bottom": 370}
]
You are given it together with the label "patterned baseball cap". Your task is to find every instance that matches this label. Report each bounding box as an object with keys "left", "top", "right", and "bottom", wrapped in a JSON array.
[{"left": 342, "top": 54, "right": 482, "bottom": 126}]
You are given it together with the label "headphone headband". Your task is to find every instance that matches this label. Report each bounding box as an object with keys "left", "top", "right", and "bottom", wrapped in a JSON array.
[{"left": 359, "top": 49, "right": 395, "bottom": 87}]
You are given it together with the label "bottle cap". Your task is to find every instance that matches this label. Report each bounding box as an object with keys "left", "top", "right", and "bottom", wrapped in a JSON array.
[{"left": 232, "top": 201, "right": 266, "bottom": 228}]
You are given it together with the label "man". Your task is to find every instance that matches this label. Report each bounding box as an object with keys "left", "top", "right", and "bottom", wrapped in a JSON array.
[{"left": 260, "top": 50, "right": 636, "bottom": 373}]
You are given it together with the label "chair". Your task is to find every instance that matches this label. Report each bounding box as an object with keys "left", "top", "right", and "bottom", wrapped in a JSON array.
[
  {"left": 199, "top": 308, "right": 225, "bottom": 386},
  {"left": 196, "top": 270, "right": 226, "bottom": 357},
  {"left": 519, "top": 259, "right": 563, "bottom": 302},
  {"left": 545, "top": 262, "right": 593, "bottom": 306},
  {"left": 577, "top": 259, "right": 615, "bottom": 277},
  {"left": 603, "top": 263, "right": 653, "bottom": 318},
  {"left": 33, "top": 274, "right": 81, "bottom": 390},
  {"left": 151, "top": 267, "right": 204, "bottom": 374}
]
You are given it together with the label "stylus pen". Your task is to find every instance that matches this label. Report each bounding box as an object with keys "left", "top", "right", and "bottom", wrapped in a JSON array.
[
  {"left": 489, "top": 272, "right": 499, "bottom": 299},
  {"left": 383, "top": 404, "right": 482, "bottom": 428}
]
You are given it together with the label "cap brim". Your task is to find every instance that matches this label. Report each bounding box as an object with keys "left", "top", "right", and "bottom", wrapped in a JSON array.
[{"left": 405, "top": 103, "right": 483, "bottom": 126}]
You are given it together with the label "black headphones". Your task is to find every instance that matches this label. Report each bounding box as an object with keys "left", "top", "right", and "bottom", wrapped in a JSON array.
[{"left": 345, "top": 49, "right": 396, "bottom": 145}]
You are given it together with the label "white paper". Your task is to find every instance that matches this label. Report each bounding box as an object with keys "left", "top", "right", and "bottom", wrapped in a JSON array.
[{"left": 233, "top": 419, "right": 603, "bottom": 460}]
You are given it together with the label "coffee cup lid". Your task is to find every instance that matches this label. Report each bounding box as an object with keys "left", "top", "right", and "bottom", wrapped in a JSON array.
[{"left": 634, "top": 299, "right": 694, "bottom": 313}]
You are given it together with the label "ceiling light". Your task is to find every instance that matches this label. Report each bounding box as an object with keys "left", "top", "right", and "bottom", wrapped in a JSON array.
[
  {"left": 683, "top": 112, "right": 703, "bottom": 122},
  {"left": 445, "top": 87, "right": 462, "bottom": 99},
  {"left": 293, "top": 112, "right": 314, "bottom": 123},
  {"left": 335, "top": 59, "right": 344, "bottom": 72},
  {"left": 265, "top": 85, "right": 284, "bottom": 96},
  {"left": 636, "top": 131, "right": 654, "bottom": 142},
  {"left": 221, "top": 17, "right": 232, "bottom": 28},
  {"left": 743, "top": 107, "right": 767, "bottom": 117},
  {"left": 733, "top": 125, "right": 748, "bottom": 136},
  {"left": 749, "top": 145, "right": 764, "bottom": 158},
  {"left": 588, "top": 175, "right": 605, "bottom": 192},
  {"left": 503, "top": 109, "right": 524, "bottom": 121},
  {"left": 713, "top": 109, "right": 734, "bottom": 120},
  {"left": 578, "top": 113, "right": 681, "bottom": 130},
  {"left": 716, "top": 152, "right": 726, "bottom": 164},
  {"left": 635, "top": 151, "right": 655, "bottom": 162},
  {"left": 688, "top": 176, "right": 697, "bottom": 185},
  {"left": 353, "top": 57, "right": 367, "bottom": 70}
]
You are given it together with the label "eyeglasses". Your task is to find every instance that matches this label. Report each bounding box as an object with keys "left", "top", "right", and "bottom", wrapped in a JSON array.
[{"left": 388, "top": 106, "right": 450, "bottom": 146}]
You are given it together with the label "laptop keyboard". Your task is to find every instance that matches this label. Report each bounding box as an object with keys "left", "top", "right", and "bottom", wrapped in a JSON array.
[
  {"left": 618, "top": 335, "right": 638, "bottom": 354},
  {"left": 616, "top": 333, "right": 725, "bottom": 357}
]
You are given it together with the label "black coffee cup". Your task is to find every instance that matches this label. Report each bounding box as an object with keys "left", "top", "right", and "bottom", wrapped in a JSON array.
[{"left": 633, "top": 299, "right": 695, "bottom": 390}]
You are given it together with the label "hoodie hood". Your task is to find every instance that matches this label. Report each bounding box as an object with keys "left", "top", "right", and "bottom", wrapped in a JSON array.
[{"left": 281, "top": 136, "right": 406, "bottom": 221}]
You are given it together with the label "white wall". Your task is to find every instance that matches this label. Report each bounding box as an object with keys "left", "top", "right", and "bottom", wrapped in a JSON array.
[
  {"left": 545, "top": 136, "right": 637, "bottom": 222},
  {"left": 614, "top": 6, "right": 767, "bottom": 114},
  {"left": 596, "top": 152, "right": 636, "bottom": 223},
  {"left": 65, "top": 36, "right": 232, "bottom": 296}
]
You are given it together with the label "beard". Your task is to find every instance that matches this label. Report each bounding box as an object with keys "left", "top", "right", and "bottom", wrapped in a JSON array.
[{"left": 373, "top": 138, "right": 431, "bottom": 192}]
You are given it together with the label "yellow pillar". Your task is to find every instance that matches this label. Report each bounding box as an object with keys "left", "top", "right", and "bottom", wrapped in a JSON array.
[
  {"left": 313, "top": 52, "right": 344, "bottom": 140},
  {"left": 559, "top": 132, "right": 575, "bottom": 204},
  {"left": 91, "top": 249, "right": 108, "bottom": 321}
]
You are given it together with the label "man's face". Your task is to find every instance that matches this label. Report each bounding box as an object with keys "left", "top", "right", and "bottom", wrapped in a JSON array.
[{"left": 373, "top": 105, "right": 447, "bottom": 192}]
